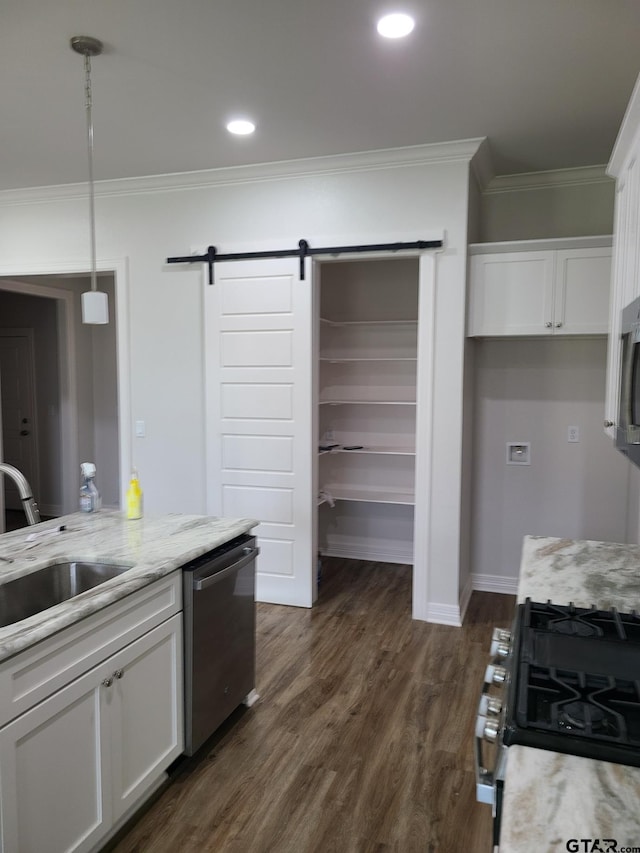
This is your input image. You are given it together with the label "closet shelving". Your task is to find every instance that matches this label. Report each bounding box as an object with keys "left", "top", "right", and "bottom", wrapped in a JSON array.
[{"left": 318, "top": 310, "right": 418, "bottom": 505}]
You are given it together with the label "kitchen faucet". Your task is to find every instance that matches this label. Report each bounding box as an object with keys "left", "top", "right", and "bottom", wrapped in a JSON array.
[{"left": 0, "top": 463, "right": 41, "bottom": 526}]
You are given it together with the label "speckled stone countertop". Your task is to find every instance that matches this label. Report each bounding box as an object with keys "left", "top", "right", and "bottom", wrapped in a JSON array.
[
  {"left": 499, "top": 536, "right": 640, "bottom": 852},
  {"left": 0, "top": 510, "right": 257, "bottom": 664}
]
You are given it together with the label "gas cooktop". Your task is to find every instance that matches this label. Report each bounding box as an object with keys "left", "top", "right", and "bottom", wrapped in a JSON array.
[{"left": 503, "top": 599, "right": 640, "bottom": 766}]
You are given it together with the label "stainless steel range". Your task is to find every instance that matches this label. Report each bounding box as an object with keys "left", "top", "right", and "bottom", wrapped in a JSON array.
[{"left": 475, "top": 599, "right": 640, "bottom": 846}]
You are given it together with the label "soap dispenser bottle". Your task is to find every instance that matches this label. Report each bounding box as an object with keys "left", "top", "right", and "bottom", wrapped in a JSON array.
[
  {"left": 126, "top": 468, "right": 143, "bottom": 520},
  {"left": 79, "top": 462, "right": 100, "bottom": 512}
]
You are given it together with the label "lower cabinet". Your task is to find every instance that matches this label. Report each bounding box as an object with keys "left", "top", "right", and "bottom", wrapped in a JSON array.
[{"left": 0, "top": 613, "right": 183, "bottom": 853}]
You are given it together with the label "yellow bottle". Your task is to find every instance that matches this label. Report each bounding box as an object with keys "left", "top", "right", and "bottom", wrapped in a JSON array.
[{"left": 126, "top": 468, "right": 143, "bottom": 520}]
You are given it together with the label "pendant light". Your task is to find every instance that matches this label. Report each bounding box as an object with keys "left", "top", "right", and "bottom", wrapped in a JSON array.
[{"left": 71, "top": 35, "right": 109, "bottom": 325}]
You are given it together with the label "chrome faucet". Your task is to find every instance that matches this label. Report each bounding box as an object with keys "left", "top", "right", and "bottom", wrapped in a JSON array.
[{"left": 0, "top": 463, "right": 41, "bottom": 526}]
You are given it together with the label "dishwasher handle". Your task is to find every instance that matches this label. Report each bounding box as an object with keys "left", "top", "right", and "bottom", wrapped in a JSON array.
[{"left": 192, "top": 546, "right": 259, "bottom": 591}]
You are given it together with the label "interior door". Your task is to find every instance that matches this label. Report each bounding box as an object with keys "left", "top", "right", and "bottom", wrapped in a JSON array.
[
  {"left": 204, "top": 257, "right": 315, "bottom": 608},
  {"left": 0, "top": 331, "right": 39, "bottom": 510}
]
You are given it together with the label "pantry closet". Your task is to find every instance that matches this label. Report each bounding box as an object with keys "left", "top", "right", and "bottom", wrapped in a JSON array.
[{"left": 316, "top": 256, "right": 428, "bottom": 580}]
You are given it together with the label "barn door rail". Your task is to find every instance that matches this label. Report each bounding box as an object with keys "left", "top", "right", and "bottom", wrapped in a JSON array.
[{"left": 167, "top": 238, "right": 443, "bottom": 284}]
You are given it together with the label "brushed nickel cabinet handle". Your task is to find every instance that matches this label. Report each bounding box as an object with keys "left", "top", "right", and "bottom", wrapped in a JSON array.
[
  {"left": 545, "top": 322, "right": 552, "bottom": 328},
  {"left": 113, "top": 669, "right": 124, "bottom": 679},
  {"left": 102, "top": 677, "right": 113, "bottom": 688},
  {"left": 604, "top": 420, "right": 615, "bottom": 428}
]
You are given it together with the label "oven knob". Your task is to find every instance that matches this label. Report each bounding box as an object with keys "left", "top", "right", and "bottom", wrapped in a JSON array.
[
  {"left": 478, "top": 695, "right": 503, "bottom": 716},
  {"left": 483, "top": 718, "right": 500, "bottom": 743},
  {"left": 484, "top": 664, "right": 507, "bottom": 685},
  {"left": 492, "top": 627, "right": 512, "bottom": 644},
  {"left": 486, "top": 696, "right": 502, "bottom": 716},
  {"left": 490, "top": 640, "right": 510, "bottom": 659}
]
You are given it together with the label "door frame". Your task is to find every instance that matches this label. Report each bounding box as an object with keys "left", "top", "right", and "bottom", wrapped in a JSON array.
[
  {"left": 0, "top": 328, "right": 40, "bottom": 509},
  {"left": 0, "top": 258, "right": 131, "bottom": 514}
]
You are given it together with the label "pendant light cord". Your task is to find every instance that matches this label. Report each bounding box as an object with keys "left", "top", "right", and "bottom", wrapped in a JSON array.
[{"left": 84, "top": 54, "right": 98, "bottom": 294}]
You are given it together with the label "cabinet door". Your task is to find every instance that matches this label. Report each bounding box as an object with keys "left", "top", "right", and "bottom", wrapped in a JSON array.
[
  {"left": 554, "top": 248, "right": 612, "bottom": 334},
  {"left": 468, "top": 252, "right": 555, "bottom": 336},
  {"left": 0, "top": 665, "right": 111, "bottom": 853},
  {"left": 109, "top": 614, "right": 183, "bottom": 821}
]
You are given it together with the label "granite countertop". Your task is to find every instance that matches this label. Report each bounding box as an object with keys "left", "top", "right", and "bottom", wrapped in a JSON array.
[
  {"left": 0, "top": 510, "right": 257, "bottom": 664},
  {"left": 499, "top": 536, "right": 640, "bottom": 852}
]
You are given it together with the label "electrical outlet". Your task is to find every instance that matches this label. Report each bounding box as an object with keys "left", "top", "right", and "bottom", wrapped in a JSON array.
[{"left": 568, "top": 426, "right": 580, "bottom": 443}]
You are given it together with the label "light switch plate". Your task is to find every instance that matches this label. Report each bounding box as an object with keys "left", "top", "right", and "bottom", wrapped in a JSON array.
[{"left": 135, "top": 420, "right": 146, "bottom": 438}]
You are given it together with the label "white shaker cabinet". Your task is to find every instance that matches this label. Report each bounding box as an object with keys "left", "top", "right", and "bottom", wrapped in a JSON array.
[
  {"left": 468, "top": 238, "right": 612, "bottom": 337},
  {"left": 0, "top": 575, "right": 183, "bottom": 853},
  {"left": 605, "top": 72, "right": 640, "bottom": 438}
]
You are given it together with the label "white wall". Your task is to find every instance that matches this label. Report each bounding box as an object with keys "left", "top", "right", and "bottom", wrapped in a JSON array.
[
  {"left": 470, "top": 337, "right": 630, "bottom": 591},
  {"left": 480, "top": 172, "right": 615, "bottom": 242},
  {"left": 0, "top": 145, "right": 477, "bottom": 617}
]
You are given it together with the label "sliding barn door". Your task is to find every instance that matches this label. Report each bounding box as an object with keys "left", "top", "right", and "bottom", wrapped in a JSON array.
[{"left": 204, "top": 257, "right": 316, "bottom": 607}]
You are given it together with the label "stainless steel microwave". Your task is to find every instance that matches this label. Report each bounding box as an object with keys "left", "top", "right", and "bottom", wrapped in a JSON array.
[{"left": 617, "top": 295, "right": 640, "bottom": 466}]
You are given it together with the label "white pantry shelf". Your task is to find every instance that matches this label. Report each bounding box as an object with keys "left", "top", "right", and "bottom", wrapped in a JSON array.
[
  {"left": 320, "top": 318, "right": 418, "bottom": 326},
  {"left": 318, "top": 484, "right": 415, "bottom": 506},
  {"left": 318, "top": 446, "right": 415, "bottom": 456},
  {"left": 319, "top": 399, "right": 416, "bottom": 406}
]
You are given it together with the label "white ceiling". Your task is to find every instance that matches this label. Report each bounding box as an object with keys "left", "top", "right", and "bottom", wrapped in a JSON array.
[{"left": 1, "top": 0, "right": 639, "bottom": 192}]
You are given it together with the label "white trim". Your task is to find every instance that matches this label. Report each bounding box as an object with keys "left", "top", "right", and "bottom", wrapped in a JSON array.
[
  {"left": 0, "top": 140, "right": 485, "bottom": 206},
  {"left": 412, "top": 253, "right": 437, "bottom": 622},
  {"left": 608, "top": 71, "right": 640, "bottom": 178},
  {"left": 472, "top": 573, "right": 519, "bottom": 595},
  {"left": 425, "top": 602, "right": 463, "bottom": 627},
  {"left": 458, "top": 574, "right": 474, "bottom": 624},
  {"left": 484, "top": 165, "right": 612, "bottom": 195},
  {"left": 0, "top": 258, "right": 131, "bottom": 511},
  {"left": 468, "top": 235, "right": 612, "bottom": 255},
  {"left": 469, "top": 138, "right": 495, "bottom": 192}
]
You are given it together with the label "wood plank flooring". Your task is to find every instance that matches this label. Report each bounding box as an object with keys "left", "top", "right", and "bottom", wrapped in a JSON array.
[{"left": 108, "top": 558, "right": 515, "bottom": 853}]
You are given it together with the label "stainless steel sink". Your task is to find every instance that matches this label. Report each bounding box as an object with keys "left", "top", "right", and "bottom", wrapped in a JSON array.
[{"left": 0, "top": 561, "right": 133, "bottom": 628}]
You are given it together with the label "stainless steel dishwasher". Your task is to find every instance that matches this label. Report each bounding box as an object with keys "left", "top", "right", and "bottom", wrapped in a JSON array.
[{"left": 182, "top": 534, "right": 259, "bottom": 756}]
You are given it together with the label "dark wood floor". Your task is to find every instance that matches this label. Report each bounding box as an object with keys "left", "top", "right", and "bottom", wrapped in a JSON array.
[{"left": 109, "top": 558, "right": 515, "bottom": 853}]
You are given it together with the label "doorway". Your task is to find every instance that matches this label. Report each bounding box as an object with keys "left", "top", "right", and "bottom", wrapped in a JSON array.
[{"left": 0, "top": 262, "right": 131, "bottom": 533}]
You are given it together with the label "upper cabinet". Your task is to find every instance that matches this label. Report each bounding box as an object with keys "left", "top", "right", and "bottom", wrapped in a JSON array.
[
  {"left": 467, "top": 237, "right": 612, "bottom": 337},
  {"left": 605, "top": 73, "right": 640, "bottom": 439}
]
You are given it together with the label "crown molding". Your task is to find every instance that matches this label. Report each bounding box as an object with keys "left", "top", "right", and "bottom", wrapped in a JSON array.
[
  {"left": 608, "top": 71, "right": 640, "bottom": 178},
  {"left": 0, "top": 138, "right": 485, "bottom": 207},
  {"left": 483, "top": 164, "right": 612, "bottom": 195},
  {"left": 468, "top": 137, "right": 495, "bottom": 192}
]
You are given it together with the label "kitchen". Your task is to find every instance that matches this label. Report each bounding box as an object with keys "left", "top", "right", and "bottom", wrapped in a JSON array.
[{"left": 1, "top": 1, "right": 640, "bottom": 850}]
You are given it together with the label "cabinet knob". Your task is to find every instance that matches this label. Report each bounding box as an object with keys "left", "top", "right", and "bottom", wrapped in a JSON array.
[
  {"left": 113, "top": 669, "right": 124, "bottom": 679},
  {"left": 102, "top": 677, "right": 113, "bottom": 688},
  {"left": 555, "top": 322, "right": 563, "bottom": 328},
  {"left": 604, "top": 420, "right": 615, "bottom": 428},
  {"left": 545, "top": 322, "right": 552, "bottom": 328}
]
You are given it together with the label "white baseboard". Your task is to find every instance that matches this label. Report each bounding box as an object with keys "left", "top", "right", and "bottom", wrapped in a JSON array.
[
  {"left": 472, "top": 573, "right": 519, "bottom": 595},
  {"left": 424, "top": 602, "right": 463, "bottom": 626},
  {"left": 321, "top": 541, "right": 412, "bottom": 565}
]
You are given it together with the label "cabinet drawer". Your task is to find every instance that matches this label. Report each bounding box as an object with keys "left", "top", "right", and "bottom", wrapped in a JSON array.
[{"left": 0, "top": 573, "right": 181, "bottom": 727}]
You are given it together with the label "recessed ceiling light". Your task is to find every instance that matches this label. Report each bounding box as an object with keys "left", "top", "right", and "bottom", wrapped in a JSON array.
[
  {"left": 226, "top": 119, "right": 256, "bottom": 136},
  {"left": 377, "top": 13, "right": 415, "bottom": 38}
]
